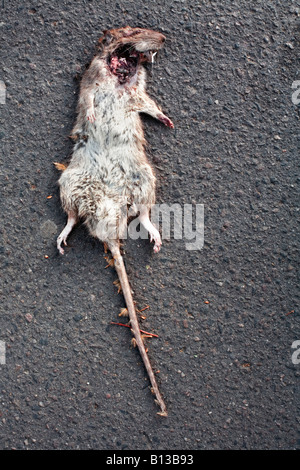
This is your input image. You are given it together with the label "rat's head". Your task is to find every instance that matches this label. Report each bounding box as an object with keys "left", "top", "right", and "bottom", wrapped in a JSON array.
[{"left": 98, "top": 26, "right": 166, "bottom": 84}]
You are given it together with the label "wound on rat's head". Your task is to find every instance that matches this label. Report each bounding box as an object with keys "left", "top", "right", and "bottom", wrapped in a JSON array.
[
  {"left": 99, "top": 26, "right": 166, "bottom": 84},
  {"left": 108, "top": 46, "right": 140, "bottom": 84}
]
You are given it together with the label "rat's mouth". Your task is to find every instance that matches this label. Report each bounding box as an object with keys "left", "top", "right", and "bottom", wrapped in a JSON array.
[{"left": 108, "top": 45, "right": 157, "bottom": 84}]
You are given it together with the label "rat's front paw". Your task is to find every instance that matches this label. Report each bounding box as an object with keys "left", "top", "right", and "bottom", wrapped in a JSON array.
[
  {"left": 87, "top": 109, "right": 96, "bottom": 123},
  {"left": 158, "top": 113, "right": 174, "bottom": 129}
]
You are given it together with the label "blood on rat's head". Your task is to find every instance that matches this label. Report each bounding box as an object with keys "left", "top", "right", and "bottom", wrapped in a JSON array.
[{"left": 98, "top": 26, "right": 166, "bottom": 84}]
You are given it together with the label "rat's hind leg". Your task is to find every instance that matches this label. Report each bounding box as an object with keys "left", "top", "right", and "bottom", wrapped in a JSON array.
[
  {"left": 139, "top": 206, "right": 162, "bottom": 253},
  {"left": 57, "top": 211, "right": 78, "bottom": 255}
]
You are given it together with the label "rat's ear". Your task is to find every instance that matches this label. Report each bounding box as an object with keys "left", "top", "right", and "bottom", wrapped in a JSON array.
[
  {"left": 97, "top": 30, "right": 114, "bottom": 51},
  {"left": 101, "top": 30, "right": 114, "bottom": 45}
]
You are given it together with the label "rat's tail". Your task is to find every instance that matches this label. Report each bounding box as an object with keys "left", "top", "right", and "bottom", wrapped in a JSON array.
[{"left": 108, "top": 240, "right": 167, "bottom": 417}]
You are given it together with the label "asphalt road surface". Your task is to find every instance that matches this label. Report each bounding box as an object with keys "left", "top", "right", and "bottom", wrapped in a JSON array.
[{"left": 0, "top": 0, "right": 299, "bottom": 450}]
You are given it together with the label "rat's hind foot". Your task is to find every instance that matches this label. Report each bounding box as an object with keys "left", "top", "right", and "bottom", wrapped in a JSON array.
[
  {"left": 57, "top": 233, "right": 68, "bottom": 255},
  {"left": 139, "top": 208, "right": 162, "bottom": 253},
  {"left": 57, "top": 212, "right": 77, "bottom": 255},
  {"left": 149, "top": 227, "right": 162, "bottom": 253}
]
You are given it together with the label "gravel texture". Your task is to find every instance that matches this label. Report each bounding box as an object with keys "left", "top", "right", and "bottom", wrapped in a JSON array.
[{"left": 0, "top": 0, "right": 299, "bottom": 450}]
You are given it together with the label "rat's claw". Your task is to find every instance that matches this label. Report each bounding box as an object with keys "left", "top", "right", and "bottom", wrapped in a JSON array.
[
  {"left": 142, "top": 220, "right": 162, "bottom": 253},
  {"left": 57, "top": 236, "right": 68, "bottom": 255},
  {"left": 57, "top": 241, "right": 65, "bottom": 255},
  {"left": 151, "top": 231, "right": 162, "bottom": 253},
  {"left": 158, "top": 113, "right": 174, "bottom": 128},
  {"left": 87, "top": 112, "right": 96, "bottom": 123},
  {"left": 153, "top": 240, "right": 162, "bottom": 253}
]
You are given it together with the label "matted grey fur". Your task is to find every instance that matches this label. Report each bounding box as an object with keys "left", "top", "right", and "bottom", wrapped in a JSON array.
[{"left": 56, "top": 26, "right": 174, "bottom": 416}]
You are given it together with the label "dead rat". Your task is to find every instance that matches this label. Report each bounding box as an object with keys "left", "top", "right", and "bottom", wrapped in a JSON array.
[{"left": 55, "top": 26, "right": 174, "bottom": 417}]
